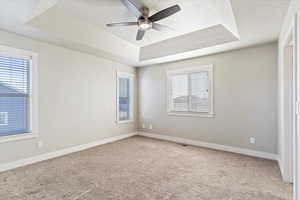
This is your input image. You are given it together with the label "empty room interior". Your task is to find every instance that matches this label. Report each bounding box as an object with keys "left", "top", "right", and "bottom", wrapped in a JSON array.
[{"left": 0, "top": 0, "right": 300, "bottom": 199}]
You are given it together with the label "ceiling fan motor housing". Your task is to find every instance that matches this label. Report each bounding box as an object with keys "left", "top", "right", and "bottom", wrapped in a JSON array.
[
  {"left": 138, "top": 7, "right": 152, "bottom": 31},
  {"left": 140, "top": 7, "right": 150, "bottom": 18}
]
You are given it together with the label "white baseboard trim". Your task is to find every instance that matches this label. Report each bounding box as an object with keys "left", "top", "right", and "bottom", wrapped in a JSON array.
[
  {"left": 278, "top": 158, "right": 284, "bottom": 177},
  {"left": 0, "top": 132, "right": 137, "bottom": 173},
  {"left": 278, "top": 158, "right": 293, "bottom": 183},
  {"left": 139, "top": 132, "right": 278, "bottom": 160}
]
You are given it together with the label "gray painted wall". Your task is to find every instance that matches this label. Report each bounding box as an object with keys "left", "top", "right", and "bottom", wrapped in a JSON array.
[
  {"left": 138, "top": 43, "right": 278, "bottom": 154},
  {"left": 0, "top": 30, "right": 137, "bottom": 165}
]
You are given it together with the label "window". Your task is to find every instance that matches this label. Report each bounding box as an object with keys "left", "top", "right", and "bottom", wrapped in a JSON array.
[
  {"left": 0, "top": 45, "right": 38, "bottom": 142},
  {"left": 167, "top": 65, "right": 214, "bottom": 117},
  {"left": 117, "top": 72, "right": 134, "bottom": 123},
  {"left": 0, "top": 112, "right": 8, "bottom": 125}
]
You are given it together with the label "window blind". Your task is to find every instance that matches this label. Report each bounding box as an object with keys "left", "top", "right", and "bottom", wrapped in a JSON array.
[
  {"left": 0, "top": 55, "right": 30, "bottom": 136},
  {"left": 190, "top": 72, "right": 209, "bottom": 112},
  {"left": 171, "top": 74, "right": 189, "bottom": 112},
  {"left": 171, "top": 71, "right": 209, "bottom": 113}
]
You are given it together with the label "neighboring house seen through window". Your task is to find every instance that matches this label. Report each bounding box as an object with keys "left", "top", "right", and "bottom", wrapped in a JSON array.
[
  {"left": 0, "top": 46, "right": 38, "bottom": 141},
  {"left": 167, "top": 65, "right": 214, "bottom": 117},
  {"left": 0, "top": 112, "right": 8, "bottom": 126},
  {"left": 117, "top": 72, "right": 134, "bottom": 123}
]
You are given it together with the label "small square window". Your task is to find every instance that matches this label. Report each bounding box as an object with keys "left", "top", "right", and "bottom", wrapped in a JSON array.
[{"left": 167, "top": 65, "right": 214, "bottom": 117}]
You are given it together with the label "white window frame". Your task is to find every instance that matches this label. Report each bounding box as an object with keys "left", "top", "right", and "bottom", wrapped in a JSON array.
[
  {"left": 0, "top": 45, "right": 39, "bottom": 143},
  {"left": 167, "top": 65, "right": 214, "bottom": 118},
  {"left": 116, "top": 71, "right": 134, "bottom": 124}
]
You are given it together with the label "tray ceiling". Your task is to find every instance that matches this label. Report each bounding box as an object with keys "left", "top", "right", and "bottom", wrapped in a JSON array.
[{"left": 0, "top": 0, "right": 290, "bottom": 66}]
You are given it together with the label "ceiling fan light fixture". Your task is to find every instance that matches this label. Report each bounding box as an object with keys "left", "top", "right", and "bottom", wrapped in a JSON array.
[{"left": 139, "top": 22, "right": 152, "bottom": 30}]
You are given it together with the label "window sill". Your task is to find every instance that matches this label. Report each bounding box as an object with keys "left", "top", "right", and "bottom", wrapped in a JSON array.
[
  {"left": 0, "top": 133, "right": 38, "bottom": 144},
  {"left": 168, "top": 112, "right": 215, "bottom": 118},
  {"left": 117, "top": 120, "right": 134, "bottom": 124}
]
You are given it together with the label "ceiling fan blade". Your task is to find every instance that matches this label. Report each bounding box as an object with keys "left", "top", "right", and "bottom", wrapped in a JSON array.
[
  {"left": 152, "top": 23, "right": 174, "bottom": 32},
  {"left": 106, "top": 22, "right": 138, "bottom": 27},
  {"left": 120, "top": 0, "right": 143, "bottom": 18},
  {"left": 136, "top": 30, "right": 145, "bottom": 41},
  {"left": 148, "top": 5, "right": 181, "bottom": 22}
]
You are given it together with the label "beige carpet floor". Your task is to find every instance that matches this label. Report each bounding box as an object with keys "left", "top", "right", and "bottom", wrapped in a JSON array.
[{"left": 0, "top": 136, "right": 293, "bottom": 200}]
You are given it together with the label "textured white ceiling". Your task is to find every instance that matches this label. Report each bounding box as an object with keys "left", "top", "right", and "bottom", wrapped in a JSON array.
[
  {"left": 55, "top": 0, "right": 232, "bottom": 46},
  {"left": 140, "top": 25, "right": 238, "bottom": 60},
  {"left": 0, "top": 0, "right": 291, "bottom": 66}
]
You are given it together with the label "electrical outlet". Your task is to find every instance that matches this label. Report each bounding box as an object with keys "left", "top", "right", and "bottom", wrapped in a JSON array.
[
  {"left": 142, "top": 123, "right": 145, "bottom": 129},
  {"left": 37, "top": 141, "right": 44, "bottom": 148},
  {"left": 250, "top": 137, "right": 256, "bottom": 144},
  {"left": 149, "top": 124, "right": 153, "bottom": 130}
]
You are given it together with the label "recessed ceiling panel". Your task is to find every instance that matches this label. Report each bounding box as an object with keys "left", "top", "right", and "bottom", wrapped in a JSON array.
[
  {"left": 140, "top": 24, "right": 239, "bottom": 60},
  {"left": 55, "top": 0, "right": 236, "bottom": 47},
  {"left": 26, "top": 0, "right": 239, "bottom": 62}
]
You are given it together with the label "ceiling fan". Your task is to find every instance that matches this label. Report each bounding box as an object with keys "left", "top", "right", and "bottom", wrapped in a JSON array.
[{"left": 106, "top": 0, "right": 181, "bottom": 41}]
